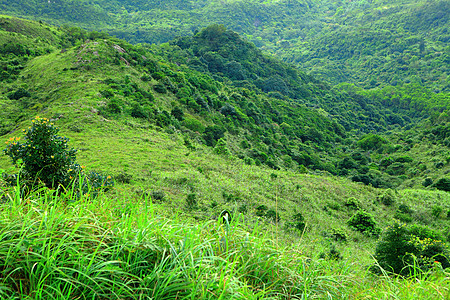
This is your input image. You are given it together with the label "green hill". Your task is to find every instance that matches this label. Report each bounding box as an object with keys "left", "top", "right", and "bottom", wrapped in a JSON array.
[
  {"left": 1, "top": 15, "right": 450, "bottom": 299},
  {"left": 1, "top": 0, "right": 448, "bottom": 91}
]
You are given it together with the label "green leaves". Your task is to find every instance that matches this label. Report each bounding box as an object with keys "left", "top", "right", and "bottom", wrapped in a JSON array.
[
  {"left": 375, "top": 222, "right": 450, "bottom": 275},
  {"left": 3, "top": 116, "right": 79, "bottom": 188}
]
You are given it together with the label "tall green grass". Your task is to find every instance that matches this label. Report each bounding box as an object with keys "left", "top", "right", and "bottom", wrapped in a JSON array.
[
  {"left": 0, "top": 178, "right": 350, "bottom": 299},
  {"left": 2, "top": 178, "right": 450, "bottom": 299}
]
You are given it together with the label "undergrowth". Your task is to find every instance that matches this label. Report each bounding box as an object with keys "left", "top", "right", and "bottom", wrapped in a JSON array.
[{"left": 0, "top": 177, "right": 450, "bottom": 299}]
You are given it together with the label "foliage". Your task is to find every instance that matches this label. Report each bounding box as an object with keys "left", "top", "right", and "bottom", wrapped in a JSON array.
[
  {"left": 378, "top": 189, "right": 396, "bottom": 206},
  {"left": 319, "top": 244, "right": 343, "bottom": 261},
  {"left": 4, "top": 0, "right": 448, "bottom": 91},
  {"left": 344, "top": 197, "right": 360, "bottom": 210},
  {"left": 375, "top": 222, "right": 450, "bottom": 275},
  {"left": 358, "top": 134, "right": 387, "bottom": 151},
  {"left": 265, "top": 209, "right": 280, "bottom": 223},
  {"left": 151, "top": 190, "right": 166, "bottom": 202},
  {"left": 1, "top": 10, "right": 450, "bottom": 298},
  {"left": 2, "top": 15, "right": 448, "bottom": 185},
  {"left": 286, "top": 212, "right": 306, "bottom": 232},
  {"left": 347, "top": 210, "right": 380, "bottom": 237},
  {"left": 433, "top": 178, "right": 450, "bottom": 192},
  {"left": 213, "top": 138, "right": 230, "bottom": 156},
  {"left": 3, "top": 116, "right": 79, "bottom": 188},
  {"left": 186, "top": 193, "right": 197, "bottom": 209}
]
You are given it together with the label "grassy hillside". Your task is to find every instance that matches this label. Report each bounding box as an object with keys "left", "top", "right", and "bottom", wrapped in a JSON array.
[
  {"left": 1, "top": 15, "right": 450, "bottom": 298},
  {"left": 2, "top": 16, "right": 450, "bottom": 191}
]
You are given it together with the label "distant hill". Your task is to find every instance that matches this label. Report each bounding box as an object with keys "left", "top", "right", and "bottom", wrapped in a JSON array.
[{"left": 1, "top": 0, "right": 448, "bottom": 90}]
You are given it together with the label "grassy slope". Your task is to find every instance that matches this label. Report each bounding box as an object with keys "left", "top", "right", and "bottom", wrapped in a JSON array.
[{"left": 1, "top": 17, "right": 450, "bottom": 298}]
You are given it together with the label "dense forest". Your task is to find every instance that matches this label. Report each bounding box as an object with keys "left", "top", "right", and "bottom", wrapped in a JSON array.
[{"left": 1, "top": 0, "right": 448, "bottom": 90}]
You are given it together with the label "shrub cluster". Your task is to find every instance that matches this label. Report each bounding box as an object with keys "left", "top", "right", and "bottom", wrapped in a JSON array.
[
  {"left": 347, "top": 210, "right": 380, "bottom": 237},
  {"left": 285, "top": 213, "right": 306, "bottom": 232},
  {"left": 4, "top": 116, "right": 79, "bottom": 188},
  {"left": 3, "top": 117, "right": 113, "bottom": 196},
  {"left": 375, "top": 222, "right": 450, "bottom": 275}
]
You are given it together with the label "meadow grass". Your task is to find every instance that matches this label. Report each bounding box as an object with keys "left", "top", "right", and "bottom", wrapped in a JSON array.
[
  {"left": 0, "top": 178, "right": 351, "bottom": 299},
  {"left": 1, "top": 167, "right": 450, "bottom": 299}
]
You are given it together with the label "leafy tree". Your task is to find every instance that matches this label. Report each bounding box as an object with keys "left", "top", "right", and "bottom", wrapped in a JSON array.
[
  {"left": 357, "top": 134, "right": 387, "bottom": 151},
  {"left": 203, "top": 125, "right": 226, "bottom": 147}
]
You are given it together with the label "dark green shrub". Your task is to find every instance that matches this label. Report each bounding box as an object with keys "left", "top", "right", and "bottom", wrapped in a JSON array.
[
  {"left": 422, "top": 178, "right": 433, "bottom": 187},
  {"left": 154, "top": 110, "right": 173, "bottom": 128},
  {"left": 432, "top": 206, "right": 443, "bottom": 219},
  {"left": 433, "top": 178, "right": 450, "bottom": 191},
  {"left": 285, "top": 213, "right": 306, "bottom": 232},
  {"left": 219, "top": 103, "right": 237, "bottom": 117},
  {"left": 131, "top": 104, "right": 149, "bottom": 119},
  {"left": 183, "top": 137, "right": 195, "bottom": 151},
  {"left": 378, "top": 189, "right": 396, "bottom": 206},
  {"left": 153, "top": 83, "right": 167, "bottom": 94},
  {"left": 319, "top": 244, "right": 343, "bottom": 261},
  {"left": 240, "top": 140, "right": 250, "bottom": 149},
  {"left": 357, "top": 134, "right": 387, "bottom": 150},
  {"left": 140, "top": 74, "right": 152, "bottom": 82},
  {"left": 435, "top": 162, "right": 445, "bottom": 169},
  {"left": 99, "top": 89, "right": 114, "bottom": 98},
  {"left": 186, "top": 193, "right": 197, "bottom": 209},
  {"left": 338, "top": 157, "right": 358, "bottom": 170},
  {"left": 386, "top": 162, "right": 406, "bottom": 175},
  {"left": 3, "top": 116, "right": 79, "bottom": 188},
  {"left": 187, "top": 98, "right": 202, "bottom": 112},
  {"left": 347, "top": 210, "right": 380, "bottom": 236},
  {"left": 255, "top": 204, "right": 268, "bottom": 217},
  {"left": 394, "top": 211, "right": 413, "bottom": 223},
  {"left": 265, "top": 209, "right": 280, "bottom": 223},
  {"left": 344, "top": 197, "right": 360, "bottom": 210},
  {"left": 151, "top": 190, "right": 166, "bottom": 202},
  {"left": 222, "top": 191, "right": 241, "bottom": 203},
  {"left": 238, "top": 204, "right": 247, "bottom": 214},
  {"left": 214, "top": 138, "right": 230, "bottom": 156},
  {"left": 379, "top": 157, "right": 394, "bottom": 168},
  {"left": 395, "top": 155, "right": 413, "bottom": 163},
  {"left": 330, "top": 229, "right": 348, "bottom": 242},
  {"left": 183, "top": 116, "right": 205, "bottom": 133},
  {"left": 115, "top": 172, "right": 132, "bottom": 184},
  {"left": 203, "top": 125, "right": 226, "bottom": 147},
  {"left": 375, "top": 222, "right": 450, "bottom": 275},
  {"left": 299, "top": 165, "right": 308, "bottom": 174},
  {"left": 162, "top": 77, "right": 177, "bottom": 93},
  {"left": 7, "top": 87, "right": 30, "bottom": 100},
  {"left": 398, "top": 204, "right": 413, "bottom": 214},
  {"left": 351, "top": 174, "right": 382, "bottom": 188},
  {"left": 171, "top": 106, "right": 184, "bottom": 121},
  {"left": 106, "top": 98, "right": 123, "bottom": 114}
]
